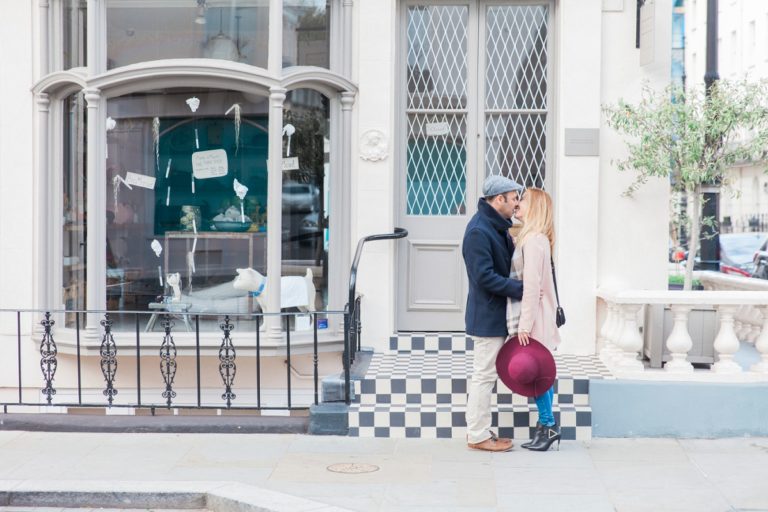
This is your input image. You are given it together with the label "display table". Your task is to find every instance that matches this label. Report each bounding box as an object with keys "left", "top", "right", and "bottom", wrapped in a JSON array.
[{"left": 145, "top": 302, "right": 193, "bottom": 332}]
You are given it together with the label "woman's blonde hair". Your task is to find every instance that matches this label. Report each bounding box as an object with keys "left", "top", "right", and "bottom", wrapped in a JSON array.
[{"left": 517, "top": 188, "right": 555, "bottom": 253}]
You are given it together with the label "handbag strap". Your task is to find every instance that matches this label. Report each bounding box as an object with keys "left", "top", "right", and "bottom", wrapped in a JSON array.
[{"left": 550, "top": 257, "right": 561, "bottom": 308}]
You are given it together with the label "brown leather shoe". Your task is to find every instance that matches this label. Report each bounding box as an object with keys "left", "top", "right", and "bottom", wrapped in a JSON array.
[{"left": 467, "top": 432, "right": 513, "bottom": 452}]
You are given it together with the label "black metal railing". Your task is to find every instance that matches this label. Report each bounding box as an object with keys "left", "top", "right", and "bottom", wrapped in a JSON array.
[
  {"left": 1, "top": 308, "right": 349, "bottom": 412},
  {"left": 342, "top": 228, "right": 408, "bottom": 402}
]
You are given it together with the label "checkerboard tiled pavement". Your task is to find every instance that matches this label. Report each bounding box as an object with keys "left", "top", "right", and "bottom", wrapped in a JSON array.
[{"left": 348, "top": 333, "right": 613, "bottom": 440}]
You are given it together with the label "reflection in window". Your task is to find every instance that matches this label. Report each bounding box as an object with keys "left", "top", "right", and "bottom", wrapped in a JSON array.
[
  {"left": 62, "top": 0, "right": 87, "bottom": 69},
  {"left": 282, "top": 89, "right": 330, "bottom": 314},
  {"left": 63, "top": 93, "right": 87, "bottom": 327},
  {"left": 106, "top": 1, "right": 269, "bottom": 69},
  {"left": 283, "top": 0, "right": 330, "bottom": 68},
  {"left": 106, "top": 89, "right": 270, "bottom": 330}
]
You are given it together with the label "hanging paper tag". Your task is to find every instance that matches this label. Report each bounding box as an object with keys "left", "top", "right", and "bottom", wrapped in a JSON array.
[
  {"left": 166, "top": 186, "right": 171, "bottom": 206},
  {"left": 124, "top": 172, "right": 156, "bottom": 189},
  {"left": 158, "top": 265, "right": 164, "bottom": 286},
  {"left": 192, "top": 218, "right": 197, "bottom": 234},
  {"left": 282, "top": 157, "right": 300, "bottom": 171},
  {"left": 192, "top": 149, "right": 228, "bottom": 179},
  {"left": 192, "top": 237, "right": 198, "bottom": 254},
  {"left": 150, "top": 239, "right": 163, "bottom": 257},
  {"left": 165, "top": 158, "right": 172, "bottom": 178},
  {"left": 426, "top": 122, "right": 450, "bottom": 137},
  {"left": 191, "top": 175, "right": 196, "bottom": 194},
  {"left": 240, "top": 202, "right": 245, "bottom": 223},
  {"left": 195, "top": 128, "right": 200, "bottom": 149}
]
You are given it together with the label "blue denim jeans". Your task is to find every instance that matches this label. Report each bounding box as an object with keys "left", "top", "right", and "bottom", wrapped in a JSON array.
[{"left": 534, "top": 385, "right": 555, "bottom": 427}]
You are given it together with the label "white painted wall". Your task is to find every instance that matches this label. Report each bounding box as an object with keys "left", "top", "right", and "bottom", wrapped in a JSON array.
[
  {"left": 0, "top": 3, "right": 36, "bottom": 319},
  {"left": 597, "top": 0, "right": 672, "bottom": 336}
]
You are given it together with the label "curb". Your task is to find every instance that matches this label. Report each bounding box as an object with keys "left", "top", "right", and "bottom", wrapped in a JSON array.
[{"left": 0, "top": 480, "right": 353, "bottom": 512}]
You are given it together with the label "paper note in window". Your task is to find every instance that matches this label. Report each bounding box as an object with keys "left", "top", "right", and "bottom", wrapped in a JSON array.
[
  {"left": 192, "top": 149, "right": 228, "bottom": 179},
  {"left": 282, "top": 157, "right": 300, "bottom": 171},
  {"left": 124, "top": 172, "right": 156, "bottom": 189},
  {"left": 425, "top": 122, "right": 450, "bottom": 137}
]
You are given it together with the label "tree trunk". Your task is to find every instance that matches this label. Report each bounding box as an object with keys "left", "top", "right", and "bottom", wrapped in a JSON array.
[{"left": 684, "top": 187, "right": 702, "bottom": 291}]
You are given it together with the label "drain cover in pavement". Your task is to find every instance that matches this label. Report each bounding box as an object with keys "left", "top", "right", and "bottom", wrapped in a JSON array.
[{"left": 326, "top": 462, "right": 380, "bottom": 474}]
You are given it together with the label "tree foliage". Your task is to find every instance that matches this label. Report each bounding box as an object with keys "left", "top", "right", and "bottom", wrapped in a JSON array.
[{"left": 603, "top": 79, "right": 768, "bottom": 289}]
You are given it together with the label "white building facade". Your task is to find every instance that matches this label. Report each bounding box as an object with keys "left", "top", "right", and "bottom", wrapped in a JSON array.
[{"left": 0, "top": 0, "right": 673, "bottom": 408}]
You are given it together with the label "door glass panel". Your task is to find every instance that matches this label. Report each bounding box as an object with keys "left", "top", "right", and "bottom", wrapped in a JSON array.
[
  {"left": 484, "top": 5, "right": 548, "bottom": 188},
  {"left": 407, "top": 114, "right": 467, "bottom": 215},
  {"left": 405, "top": 5, "right": 468, "bottom": 215}
]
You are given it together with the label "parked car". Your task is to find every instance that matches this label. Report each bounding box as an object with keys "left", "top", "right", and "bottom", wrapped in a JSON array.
[
  {"left": 282, "top": 181, "right": 319, "bottom": 212},
  {"left": 719, "top": 232, "right": 768, "bottom": 277},
  {"left": 753, "top": 235, "right": 768, "bottom": 279}
]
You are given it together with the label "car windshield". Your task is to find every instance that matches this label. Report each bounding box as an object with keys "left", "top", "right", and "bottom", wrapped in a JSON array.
[
  {"left": 721, "top": 233, "right": 767, "bottom": 265},
  {"left": 284, "top": 184, "right": 310, "bottom": 194}
]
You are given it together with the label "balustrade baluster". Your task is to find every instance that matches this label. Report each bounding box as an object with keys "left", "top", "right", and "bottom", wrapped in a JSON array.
[
  {"left": 664, "top": 305, "right": 693, "bottom": 373},
  {"left": 99, "top": 313, "right": 119, "bottom": 405},
  {"left": 39, "top": 312, "right": 57, "bottom": 404},
  {"left": 616, "top": 304, "right": 644, "bottom": 371},
  {"left": 713, "top": 306, "right": 742, "bottom": 374},
  {"left": 219, "top": 315, "right": 237, "bottom": 408},
  {"left": 750, "top": 306, "right": 768, "bottom": 374},
  {"left": 160, "top": 315, "right": 178, "bottom": 407}
]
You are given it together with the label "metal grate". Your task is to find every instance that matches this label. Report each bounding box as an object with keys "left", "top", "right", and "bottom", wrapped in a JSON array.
[
  {"left": 484, "top": 5, "right": 549, "bottom": 188},
  {"left": 485, "top": 114, "right": 547, "bottom": 189},
  {"left": 406, "top": 114, "right": 467, "bottom": 216},
  {"left": 485, "top": 5, "right": 548, "bottom": 111},
  {"left": 407, "top": 5, "right": 468, "bottom": 110}
]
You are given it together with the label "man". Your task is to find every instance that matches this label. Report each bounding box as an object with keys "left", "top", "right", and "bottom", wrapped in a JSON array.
[{"left": 462, "top": 175, "right": 524, "bottom": 452}]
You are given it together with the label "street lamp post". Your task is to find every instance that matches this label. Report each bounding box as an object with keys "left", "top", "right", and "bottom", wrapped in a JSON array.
[{"left": 700, "top": 0, "right": 720, "bottom": 271}]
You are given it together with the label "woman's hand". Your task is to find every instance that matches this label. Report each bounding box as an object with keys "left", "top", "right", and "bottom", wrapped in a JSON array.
[{"left": 517, "top": 331, "right": 530, "bottom": 346}]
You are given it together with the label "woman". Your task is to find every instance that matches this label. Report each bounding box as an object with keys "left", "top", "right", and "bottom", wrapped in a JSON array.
[{"left": 507, "top": 188, "right": 561, "bottom": 451}]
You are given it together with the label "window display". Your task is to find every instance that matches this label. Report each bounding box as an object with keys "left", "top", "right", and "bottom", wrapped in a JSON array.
[{"left": 106, "top": 89, "right": 269, "bottom": 329}]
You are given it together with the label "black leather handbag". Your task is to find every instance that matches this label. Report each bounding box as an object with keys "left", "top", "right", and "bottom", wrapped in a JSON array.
[{"left": 551, "top": 257, "right": 566, "bottom": 328}]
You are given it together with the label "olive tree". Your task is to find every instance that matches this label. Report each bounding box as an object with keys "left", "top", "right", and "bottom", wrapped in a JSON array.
[{"left": 604, "top": 79, "right": 768, "bottom": 290}]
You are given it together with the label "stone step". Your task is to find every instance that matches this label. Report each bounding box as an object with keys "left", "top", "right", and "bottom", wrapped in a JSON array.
[{"left": 348, "top": 403, "right": 592, "bottom": 440}]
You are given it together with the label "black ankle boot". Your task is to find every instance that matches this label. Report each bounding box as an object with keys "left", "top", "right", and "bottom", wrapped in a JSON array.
[
  {"left": 521, "top": 422, "right": 544, "bottom": 449},
  {"left": 525, "top": 424, "right": 561, "bottom": 451}
]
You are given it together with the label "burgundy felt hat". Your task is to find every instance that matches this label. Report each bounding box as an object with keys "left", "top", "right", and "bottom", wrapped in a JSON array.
[{"left": 495, "top": 336, "right": 556, "bottom": 398}]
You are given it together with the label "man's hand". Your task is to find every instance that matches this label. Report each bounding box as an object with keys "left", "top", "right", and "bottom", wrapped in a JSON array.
[{"left": 517, "top": 331, "right": 530, "bottom": 346}]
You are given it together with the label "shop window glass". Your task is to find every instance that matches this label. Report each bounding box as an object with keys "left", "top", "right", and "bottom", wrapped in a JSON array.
[
  {"left": 283, "top": 0, "right": 330, "bottom": 68},
  {"left": 62, "top": 0, "right": 87, "bottom": 69},
  {"left": 106, "top": 88, "right": 270, "bottom": 331},
  {"left": 106, "top": 1, "right": 269, "bottom": 70},
  {"left": 282, "top": 89, "right": 330, "bottom": 317},
  {"left": 63, "top": 92, "right": 87, "bottom": 327}
]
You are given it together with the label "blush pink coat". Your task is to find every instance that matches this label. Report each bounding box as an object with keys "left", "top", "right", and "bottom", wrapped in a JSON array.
[{"left": 507, "top": 233, "right": 561, "bottom": 352}]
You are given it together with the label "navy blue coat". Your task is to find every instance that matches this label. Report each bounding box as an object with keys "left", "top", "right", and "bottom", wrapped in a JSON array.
[{"left": 462, "top": 199, "right": 523, "bottom": 337}]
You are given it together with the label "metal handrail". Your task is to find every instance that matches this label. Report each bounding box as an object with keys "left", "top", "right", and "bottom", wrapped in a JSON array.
[{"left": 348, "top": 228, "right": 408, "bottom": 314}]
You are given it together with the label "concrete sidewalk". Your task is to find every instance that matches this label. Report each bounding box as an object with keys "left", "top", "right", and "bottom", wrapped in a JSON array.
[{"left": 0, "top": 430, "right": 766, "bottom": 512}]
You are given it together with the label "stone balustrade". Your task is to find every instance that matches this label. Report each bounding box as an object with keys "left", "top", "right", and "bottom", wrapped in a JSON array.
[
  {"left": 695, "top": 271, "right": 768, "bottom": 345},
  {"left": 597, "top": 287, "right": 768, "bottom": 381}
]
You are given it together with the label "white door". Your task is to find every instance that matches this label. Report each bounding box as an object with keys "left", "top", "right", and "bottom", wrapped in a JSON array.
[{"left": 396, "top": 1, "right": 552, "bottom": 332}]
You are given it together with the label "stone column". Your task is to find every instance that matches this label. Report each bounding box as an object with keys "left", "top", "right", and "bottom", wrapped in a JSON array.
[
  {"left": 266, "top": 87, "right": 287, "bottom": 341},
  {"left": 268, "top": 0, "right": 283, "bottom": 74},
  {"left": 337, "top": 91, "right": 355, "bottom": 335},
  {"left": 35, "top": 93, "right": 51, "bottom": 314},
  {"left": 84, "top": 88, "right": 106, "bottom": 338},
  {"left": 39, "top": 0, "right": 50, "bottom": 76},
  {"left": 342, "top": 0, "right": 353, "bottom": 78}
]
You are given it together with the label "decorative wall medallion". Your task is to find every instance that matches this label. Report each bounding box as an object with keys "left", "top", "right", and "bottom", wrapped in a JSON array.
[{"left": 359, "top": 129, "right": 388, "bottom": 162}]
